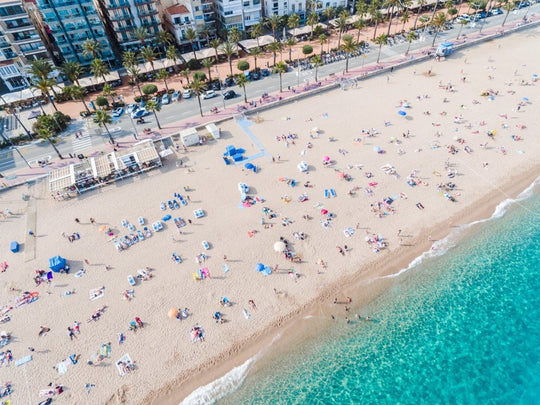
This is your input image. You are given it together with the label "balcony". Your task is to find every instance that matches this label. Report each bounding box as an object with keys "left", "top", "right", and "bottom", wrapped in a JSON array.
[
  {"left": 138, "top": 8, "right": 158, "bottom": 17},
  {"left": 116, "top": 25, "right": 135, "bottom": 32},
  {"left": 110, "top": 14, "right": 133, "bottom": 21},
  {"left": 135, "top": 0, "right": 154, "bottom": 4},
  {"left": 107, "top": 1, "right": 130, "bottom": 9}
]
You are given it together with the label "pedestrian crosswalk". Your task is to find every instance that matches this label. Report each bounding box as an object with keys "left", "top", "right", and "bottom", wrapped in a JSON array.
[{"left": 71, "top": 131, "right": 93, "bottom": 154}]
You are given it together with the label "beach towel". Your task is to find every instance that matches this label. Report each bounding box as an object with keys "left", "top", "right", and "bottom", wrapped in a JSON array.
[
  {"left": 89, "top": 287, "right": 105, "bottom": 301},
  {"left": 116, "top": 353, "right": 134, "bottom": 377},
  {"left": 56, "top": 358, "right": 71, "bottom": 375},
  {"left": 223, "top": 264, "right": 230, "bottom": 273},
  {"left": 39, "top": 389, "right": 55, "bottom": 397},
  {"left": 74, "top": 269, "right": 86, "bottom": 278},
  {"left": 15, "top": 354, "right": 32, "bottom": 367}
]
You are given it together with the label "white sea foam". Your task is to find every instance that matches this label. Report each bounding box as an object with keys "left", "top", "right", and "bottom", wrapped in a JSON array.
[
  {"left": 380, "top": 176, "right": 540, "bottom": 280},
  {"left": 180, "top": 333, "right": 282, "bottom": 405}
]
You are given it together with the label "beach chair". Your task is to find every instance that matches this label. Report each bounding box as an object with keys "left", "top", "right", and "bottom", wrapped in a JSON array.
[
  {"left": 127, "top": 275, "right": 136, "bottom": 286},
  {"left": 152, "top": 222, "right": 159, "bottom": 232},
  {"left": 181, "top": 198, "right": 187, "bottom": 206},
  {"left": 121, "top": 219, "right": 128, "bottom": 228},
  {"left": 324, "top": 189, "right": 329, "bottom": 199},
  {"left": 167, "top": 200, "right": 174, "bottom": 210},
  {"left": 173, "top": 200, "right": 180, "bottom": 209},
  {"left": 137, "top": 230, "right": 144, "bottom": 240},
  {"left": 128, "top": 223, "right": 135, "bottom": 231},
  {"left": 138, "top": 217, "right": 144, "bottom": 225},
  {"left": 157, "top": 221, "right": 163, "bottom": 230},
  {"left": 330, "top": 189, "right": 336, "bottom": 198},
  {"left": 172, "top": 253, "right": 182, "bottom": 264},
  {"left": 194, "top": 209, "right": 204, "bottom": 218},
  {"left": 160, "top": 202, "right": 166, "bottom": 210},
  {"left": 202, "top": 240, "right": 210, "bottom": 250},
  {"left": 223, "top": 264, "right": 230, "bottom": 273}
]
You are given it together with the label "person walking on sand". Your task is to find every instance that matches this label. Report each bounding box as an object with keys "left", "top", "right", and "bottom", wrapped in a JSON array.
[{"left": 89, "top": 218, "right": 95, "bottom": 224}]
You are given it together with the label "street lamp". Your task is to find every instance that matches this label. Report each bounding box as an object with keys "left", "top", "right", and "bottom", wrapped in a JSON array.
[
  {"left": 127, "top": 112, "right": 139, "bottom": 137},
  {"left": 215, "top": 67, "right": 226, "bottom": 110}
]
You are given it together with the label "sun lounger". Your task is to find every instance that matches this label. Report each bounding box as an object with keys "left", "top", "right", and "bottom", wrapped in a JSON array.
[
  {"left": 143, "top": 227, "right": 152, "bottom": 238},
  {"left": 138, "top": 217, "right": 144, "bottom": 225},
  {"left": 330, "top": 189, "right": 336, "bottom": 198},
  {"left": 173, "top": 200, "right": 180, "bottom": 209},
  {"left": 324, "top": 189, "right": 329, "bottom": 198},
  {"left": 168, "top": 200, "right": 174, "bottom": 209},
  {"left": 181, "top": 198, "right": 187, "bottom": 206},
  {"left": 114, "top": 240, "right": 122, "bottom": 251},
  {"left": 157, "top": 221, "right": 163, "bottom": 230},
  {"left": 121, "top": 219, "right": 128, "bottom": 228},
  {"left": 193, "top": 209, "right": 204, "bottom": 218},
  {"left": 127, "top": 275, "right": 136, "bottom": 286},
  {"left": 223, "top": 264, "right": 230, "bottom": 273},
  {"left": 128, "top": 223, "right": 135, "bottom": 231},
  {"left": 137, "top": 230, "right": 144, "bottom": 240},
  {"left": 89, "top": 287, "right": 105, "bottom": 301},
  {"left": 202, "top": 240, "right": 210, "bottom": 250},
  {"left": 74, "top": 269, "right": 86, "bottom": 278},
  {"left": 160, "top": 202, "right": 166, "bottom": 210},
  {"left": 172, "top": 253, "right": 182, "bottom": 264}
]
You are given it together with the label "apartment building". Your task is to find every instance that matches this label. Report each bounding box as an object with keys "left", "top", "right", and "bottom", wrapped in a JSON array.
[
  {"left": 262, "top": 0, "right": 306, "bottom": 18},
  {"left": 214, "top": 0, "right": 261, "bottom": 31},
  {"left": 34, "top": 0, "right": 114, "bottom": 66},
  {"left": 96, "top": 0, "right": 161, "bottom": 53},
  {"left": 163, "top": 4, "right": 196, "bottom": 48}
]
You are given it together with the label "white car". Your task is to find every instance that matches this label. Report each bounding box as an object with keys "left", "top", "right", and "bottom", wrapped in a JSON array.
[
  {"left": 202, "top": 90, "right": 217, "bottom": 100},
  {"left": 112, "top": 107, "right": 124, "bottom": 117},
  {"left": 127, "top": 103, "right": 138, "bottom": 114},
  {"left": 162, "top": 93, "right": 170, "bottom": 105},
  {"left": 130, "top": 109, "right": 148, "bottom": 119},
  {"left": 182, "top": 89, "right": 192, "bottom": 99},
  {"left": 238, "top": 182, "right": 249, "bottom": 193}
]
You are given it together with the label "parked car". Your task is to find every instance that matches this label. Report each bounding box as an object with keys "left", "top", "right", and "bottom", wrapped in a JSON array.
[
  {"left": 182, "top": 89, "right": 192, "bottom": 99},
  {"left": 223, "top": 90, "right": 236, "bottom": 100},
  {"left": 161, "top": 93, "right": 170, "bottom": 105},
  {"left": 131, "top": 109, "right": 148, "bottom": 119},
  {"left": 489, "top": 7, "right": 503, "bottom": 15},
  {"left": 251, "top": 71, "right": 260, "bottom": 80},
  {"left": 202, "top": 90, "right": 218, "bottom": 99},
  {"left": 224, "top": 77, "right": 235, "bottom": 87},
  {"left": 112, "top": 107, "right": 124, "bottom": 117},
  {"left": 211, "top": 80, "right": 222, "bottom": 90},
  {"left": 127, "top": 103, "right": 138, "bottom": 114},
  {"left": 261, "top": 68, "right": 270, "bottom": 77},
  {"left": 456, "top": 14, "right": 471, "bottom": 22},
  {"left": 171, "top": 91, "right": 181, "bottom": 102}
]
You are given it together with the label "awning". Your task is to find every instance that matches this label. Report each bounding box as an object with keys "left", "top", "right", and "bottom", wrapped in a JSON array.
[
  {"left": 181, "top": 43, "right": 237, "bottom": 62},
  {"left": 288, "top": 23, "right": 327, "bottom": 37},
  {"left": 238, "top": 35, "right": 275, "bottom": 51}
]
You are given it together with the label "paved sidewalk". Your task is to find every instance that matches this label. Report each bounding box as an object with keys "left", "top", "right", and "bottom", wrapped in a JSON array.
[{"left": 1, "top": 16, "right": 538, "bottom": 194}]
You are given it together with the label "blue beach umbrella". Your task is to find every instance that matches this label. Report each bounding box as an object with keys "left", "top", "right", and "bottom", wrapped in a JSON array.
[
  {"left": 398, "top": 110, "right": 407, "bottom": 116},
  {"left": 522, "top": 97, "right": 529, "bottom": 102},
  {"left": 255, "top": 263, "right": 264, "bottom": 272}
]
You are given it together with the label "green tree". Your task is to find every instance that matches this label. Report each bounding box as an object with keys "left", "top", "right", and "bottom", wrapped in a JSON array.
[
  {"left": 228, "top": 26, "right": 242, "bottom": 57},
  {"left": 401, "top": 10, "right": 411, "bottom": 32},
  {"left": 95, "top": 96, "right": 108, "bottom": 109},
  {"left": 306, "top": 12, "right": 319, "bottom": 40},
  {"left": 192, "top": 71, "right": 207, "bottom": 82},
  {"left": 302, "top": 44, "right": 313, "bottom": 59},
  {"left": 32, "top": 78, "right": 58, "bottom": 111},
  {"left": 323, "top": 6, "right": 335, "bottom": 21},
  {"left": 413, "top": 0, "right": 427, "bottom": 30},
  {"left": 235, "top": 73, "right": 249, "bottom": 103},
  {"left": 90, "top": 58, "right": 110, "bottom": 84},
  {"left": 189, "top": 77, "right": 207, "bottom": 117},
  {"left": 139, "top": 46, "right": 156, "bottom": 74},
  {"left": 355, "top": 0, "right": 368, "bottom": 18},
  {"left": 336, "top": 11, "right": 349, "bottom": 49},
  {"left": 288, "top": 13, "right": 300, "bottom": 31},
  {"left": 202, "top": 58, "right": 214, "bottom": 82},
  {"left": 28, "top": 58, "right": 53, "bottom": 80},
  {"left": 63, "top": 85, "right": 90, "bottom": 113},
  {"left": 430, "top": 12, "right": 447, "bottom": 46},
  {"left": 81, "top": 39, "right": 102, "bottom": 59},
  {"left": 249, "top": 47, "right": 263, "bottom": 70},
  {"left": 341, "top": 34, "right": 357, "bottom": 72},
  {"left": 312, "top": 54, "right": 322, "bottom": 82},
  {"left": 209, "top": 39, "right": 222, "bottom": 62},
  {"left": 142, "top": 84, "right": 158, "bottom": 96},
  {"left": 405, "top": 30, "right": 417, "bottom": 55},
  {"left": 354, "top": 18, "right": 366, "bottom": 43},
  {"left": 181, "top": 68, "right": 191, "bottom": 85},
  {"left": 145, "top": 100, "right": 162, "bottom": 129},
  {"left": 501, "top": 0, "right": 513, "bottom": 27},
  {"left": 94, "top": 109, "right": 115, "bottom": 144},
  {"left": 385, "top": 0, "right": 402, "bottom": 36},
  {"left": 371, "top": 8, "right": 384, "bottom": 40},
  {"left": 273, "top": 61, "right": 288, "bottom": 92},
  {"left": 102, "top": 83, "right": 116, "bottom": 106},
  {"left": 237, "top": 60, "right": 250, "bottom": 73},
  {"left": 222, "top": 41, "right": 236, "bottom": 77},
  {"left": 122, "top": 50, "right": 137, "bottom": 68},
  {"left": 61, "top": 61, "right": 82, "bottom": 86},
  {"left": 126, "top": 64, "right": 143, "bottom": 96},
  {"left": 166, "top": 46, "right": 180, "bottom": 73},
  {"left": 251, "top": 23, "right": 263, "bottom": 47},
  {"left": 185, "top": 27, "right": 199, "bottom": 60},
  {"left": 132, "top": 27, "right": 149, "bottom": 47},
  {"left": 265, "top": 14, "right": 281, "bottom": 39},
  {"left": 267, "top": 41, "right": 283, "bottom": 66},
  {"left": 285, "top": 37, "right": 297, "bottom": 62},
  {"left": 37, "top": 126, "right": 63, "bottom": 159},
  {"left": 155, "top": 30, "right": 174, "bottom": 56},
  {"left": 374, "top": 33, "right": 388, "bottom": 63},
  {"left": 156, "top": 69, "right": 170, "bottom": 92},
  {"left": 318, "top": 34, "right": 328, "bottom": 57}
]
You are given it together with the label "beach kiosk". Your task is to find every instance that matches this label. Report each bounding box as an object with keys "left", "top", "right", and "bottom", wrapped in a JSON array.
[
  {"left": 180, "top": 127, "right": 200, "bottom": 146},
  {"left": 436, "top": 42, "right": 453, "bottom": 57},
  {"left": 205, "top": 123, "right": 220, "bottom": 139}
]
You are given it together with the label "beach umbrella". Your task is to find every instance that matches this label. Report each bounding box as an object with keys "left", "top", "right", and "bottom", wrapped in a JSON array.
[
  {"left": 337, "top": 172, "right": 345, "bottom": 178},
  {"left": 320, "top": 209, "right": 328, "bottom": 215},
  {"left": 274, "top": 241, "right": 286, "bottom": 252},
  {"left": 323, "top": 156, "right": 330, "bottom": 162},
  {"left": 168, "top": 308, "right": 179, "bottom": 319},
  {"left": 244, "top": 162, "right": 255, "bottom": 170},
  {"left": 255, "top": 263, "right": 264, "bottom": 272},
  {"left": 398, "top": 110, "right": 407, "bottom": 116},
  {"left": 373, "top": 146, "right": 382, "bottom": 153},
  {"left": 98, "top": 225, "right": 107, "bottom": 232},
  {"left": 522, "top": 97, "right": 529, "bottom": 102}
]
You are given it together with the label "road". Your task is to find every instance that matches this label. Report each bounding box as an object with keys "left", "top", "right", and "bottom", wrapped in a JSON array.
[{"left": 0, "top": 4, "right": 537, "bottom": 174}]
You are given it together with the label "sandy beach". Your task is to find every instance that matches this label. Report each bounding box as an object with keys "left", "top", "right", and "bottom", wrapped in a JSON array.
[{"left": 1, "top": 26, "right": 540, "bottom": 405}]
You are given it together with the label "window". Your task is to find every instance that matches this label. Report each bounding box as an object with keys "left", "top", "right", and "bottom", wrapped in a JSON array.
[
  {"left": 244, "top": 1, "right": 250, "bottom": 6},
  {"left": 184, "top": 16, "right": 190, "bottom": 22},
  {"left": 174, "top": 17, "right": 181, "bottom": 24},
  {"left": 292, "top": 4, "right": 295, "bottom": 11}
]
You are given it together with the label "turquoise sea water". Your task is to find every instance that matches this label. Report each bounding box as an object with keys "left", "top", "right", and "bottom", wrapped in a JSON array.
[{"left": 184, "top": 181, "right": 540, "bottom": 405}]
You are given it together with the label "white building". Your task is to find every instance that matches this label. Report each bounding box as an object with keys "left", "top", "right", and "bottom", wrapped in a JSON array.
[
  {"left": 263, "top": 0, "right": 306, "bottom": 18},
  {"left": 214, "top": 0, "right": 262, "bottom": 31}
]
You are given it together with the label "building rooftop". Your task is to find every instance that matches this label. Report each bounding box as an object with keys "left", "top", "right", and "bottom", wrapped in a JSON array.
[{"left": 165, "top": 4, "right": 189, "bottom": 15}]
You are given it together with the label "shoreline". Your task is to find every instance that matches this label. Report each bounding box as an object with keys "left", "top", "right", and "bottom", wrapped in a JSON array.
[{"left": 150, "top": 166, "right": 540, "bottom": 404}]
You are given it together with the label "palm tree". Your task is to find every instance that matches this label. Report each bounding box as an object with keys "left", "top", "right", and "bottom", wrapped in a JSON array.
[
  {"left": 222, "top": 41, "right": 236, "bottom": 77},
  {"left": 228, "top": 26, "right": 242, "bottom": 58},
  {"left": 209, "top": 39, "right": 222, "bottom": 62},
  {"left": 94, "top": 109, "right": 115, "bottom": 144},
  {"left": 189, "top": 78, "right": 207, "bottom": 117},
  {"left": 145, "top": 100, "right": 162, "bottom": 129},
  {"left": 501, "top": 0, "right": 513, "bottom": 27},
  {"left": 430, "top": 0, "right": 441, "bottom": 24},
  {"left": 155, "top": 30, "right": 174, "bottom": 56},
  {"left": 33, "top": 78, "right": 58, "bottom": 111},
  {"left": 385, "top": 0, "right": 402, "bottom": 36},
  {"left": 156, "top": 69, "right": 170, "bottom": 92},
  {"left": 181, "top": 68, "right": 191, "bottom": 85},
  {"left": 356, "top": 0, "right": 368, "bottom": 18},
  {"left": 235, "top": 74, "right": 249, "bottom": 103},
  {"left": 287, "top": 13, "right": 300, "bottom": 33},
  {"left": 185, "top": 27, "right": 198, "bottom": 60},
  {"left": 28, "top": 58, "right": 53, "bottom": 80},
  {"left": 337, "top": 11, "right": 349, "bottom": 49},
  {"left": 132, "top": 27, "right": 149, "bottom": 47},
  {"left": 405, "top": 30, "right": 417, "bottom": 55},
  {"left": 430, "top": 12, "right": 447, "bottom": 46},
  {"left": 267, "top": 41, "right": 282, "bottom": 66},
  {"left": 401, "top": 10, "right": 411, "bottom": 32},
  {"left": 312, "top": 54, "right": 322, "bottom": 81},
  {"left": 413, "top": 0, "right": 427, "bottom": 30},
  {"left": 90, "top": 58, "right": 110, "bottom": 84},
  {"left": 456, "top": 19, "right": 468, "bottom": 39},
  {"left": 341, "top": 34, "right": 357, "bottom": 72},
  {"left": 38, "top": 127, "right": 63, "bottom": 159},
  {"left": 265, "top": 14, "right": 281, "bottom": 39},
  {"left": 251, "top": 23, "right": 263, "bottom": 47},
  {"left": 273, "top": 61, "right": 288, "bottom": 92},
  {"left": 102, "top": 83, "right": 116, "bottom": 106},
  {"left": 139, "top": 46, "right": 156, "bottom": 74},
  {"left": 126, "top": 64, "right": 143, "bottom": 96},
  {"left": 354, "top": 18, "right": 366, "bottom": 43},
  {"left": 63, "top": 85, "right": 90, "bottom": 112},
  {"left": 249, "top": 47, "right": 263, "bottom": 70},
  {"left": 166, "top": 46, "right": 180, "bottom": 73},
  {"left": 61, "top": 61, "right": 82, "bottom": 86},
  {"left": 199, "top": 24, "right": 211, "bottom": 45},
  {"left": 122, "top": 50, "right": 137, "bottom": 68},
  {"left": 285, "top": 37, "right": 297, "bottom": 62},
  {"left": 374, "top": 34, "right": 388, "bottom": 63},
  {"left": 323, "top": 6, "right": 335, "bottom": 22},
  {"left": 202, "top": 58, "right": 214, "bottom": 81},
  {"left": 306, "top": 12, "right": 319, "bottom": 40},
  {"left": 82, "top": 39, "right": 102, "bottom": 60},
  {"left": 318, "top": 34, "right": 327, "bottom": 57}
]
